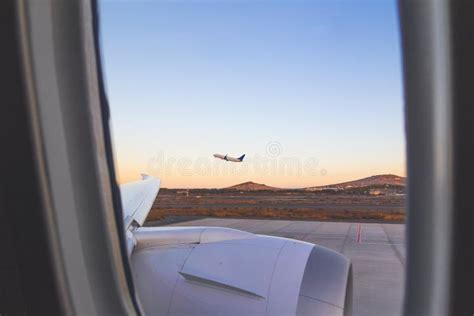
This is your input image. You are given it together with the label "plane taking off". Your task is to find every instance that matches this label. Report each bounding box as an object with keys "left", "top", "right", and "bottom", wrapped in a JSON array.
[{"left": 213, "top": 153, "right": 246, "bottom": 162}]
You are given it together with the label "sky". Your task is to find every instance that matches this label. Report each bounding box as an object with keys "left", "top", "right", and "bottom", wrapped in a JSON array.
[{"left": 99, "top": 0, "right": 405, "bottom": 188}]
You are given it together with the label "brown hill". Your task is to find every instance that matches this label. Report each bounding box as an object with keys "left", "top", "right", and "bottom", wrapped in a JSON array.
[
  {"left": 305, "top": 174, "right": 405, "bottom": 191},
  {"left": 222, "top": 175, "right": 405, "bottom": 192},
  {"left": 224, "top": 181, "right": 281, "bottom": 191}
]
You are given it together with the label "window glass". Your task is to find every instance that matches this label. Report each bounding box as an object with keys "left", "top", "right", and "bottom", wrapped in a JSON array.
[{"left": 100, "top": 1, "right": 405, "bottom": 315}]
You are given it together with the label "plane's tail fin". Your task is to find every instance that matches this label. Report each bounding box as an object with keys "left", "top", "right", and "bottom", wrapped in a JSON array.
[{"left": 238, "top": 154, "right": 246, "bottom": 161}]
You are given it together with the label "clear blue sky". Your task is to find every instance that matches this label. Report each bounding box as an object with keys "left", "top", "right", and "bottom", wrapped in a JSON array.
[{"left": 99, "top": 0, "right": 405, "bottom": 188}]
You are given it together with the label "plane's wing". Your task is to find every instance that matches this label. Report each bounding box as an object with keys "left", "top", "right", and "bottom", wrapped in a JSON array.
[
  {"left": 122, "top": 175, "right": 352, "bottom": 315},
  {"left": 120, "top": 175, "right": 160, "bottom": 230}
]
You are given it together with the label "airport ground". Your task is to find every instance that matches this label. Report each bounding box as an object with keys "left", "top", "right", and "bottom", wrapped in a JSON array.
[{"left": 148, "top": 218, "right": 405, "bottom": 316}]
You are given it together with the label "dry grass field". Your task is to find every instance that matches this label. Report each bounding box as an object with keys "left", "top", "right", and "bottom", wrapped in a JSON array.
[{"left": 147, "top": 189, "right": 406, "bottom": 223}]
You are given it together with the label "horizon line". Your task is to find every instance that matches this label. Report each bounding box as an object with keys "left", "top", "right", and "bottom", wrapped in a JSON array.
[{"left": 158, "top": 173, "right": 406, "bottom": 190}]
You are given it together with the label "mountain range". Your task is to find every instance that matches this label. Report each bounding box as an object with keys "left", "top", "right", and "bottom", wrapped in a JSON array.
[{"left": 224, "top": 174, "right": 405, "bottom": 191}]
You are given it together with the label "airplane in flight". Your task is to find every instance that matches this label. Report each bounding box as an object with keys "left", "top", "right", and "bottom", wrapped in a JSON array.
[{"left": 213, "top": 153, "right": 246, "bottom": 162}]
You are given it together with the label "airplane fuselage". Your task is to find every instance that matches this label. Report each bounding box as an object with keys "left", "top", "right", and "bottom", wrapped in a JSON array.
[{"left": 213, "top": 153, "right": 245, "bottom": 162}]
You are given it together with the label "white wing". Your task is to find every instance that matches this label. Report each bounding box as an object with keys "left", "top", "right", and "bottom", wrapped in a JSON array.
[
  {"left": 122, "top": 175, "right": 352, "bottom": 315},
  {"left": 131, "top": 226, "right": 352, "bottom": 316},
  {"left": 120, "top": 175, "right": 160, "bottom": 230}
]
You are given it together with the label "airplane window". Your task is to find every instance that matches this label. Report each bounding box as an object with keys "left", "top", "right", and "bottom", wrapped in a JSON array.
[{"left": 100, "top": 1, "right": 405, "bottom": 315}]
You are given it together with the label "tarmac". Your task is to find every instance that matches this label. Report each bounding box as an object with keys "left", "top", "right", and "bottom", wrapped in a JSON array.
[{"left": 166, "top": 218, "right": 405, "bottom": 316}]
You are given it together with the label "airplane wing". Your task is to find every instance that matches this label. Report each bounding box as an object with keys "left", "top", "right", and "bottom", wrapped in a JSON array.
[
  {"left": 120, "top": 174, "right": 160, "bottom": 230},
  {"left": 120, "top": 175, "right": 352, "bottom": 315},
  {"left": 132, "top": 226, "right": 352, "bottom": 315}
]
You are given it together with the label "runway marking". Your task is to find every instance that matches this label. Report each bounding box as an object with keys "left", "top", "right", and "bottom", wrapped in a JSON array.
[
  {"left": 339, "top": 223, "right": 354, "bottom": 253},
  {"left": 381, "top": 224, "right": 405, "bottom": 266},
  {"left": 358, "top": 242, "right": 404, "bottom": 246},
  {"left": 357, "top": 223, "right": 362, "bottom": 243}
]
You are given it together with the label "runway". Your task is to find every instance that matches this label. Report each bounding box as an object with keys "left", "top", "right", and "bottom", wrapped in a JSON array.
[{"left": 166, "top": 218, "right": 405, "bottom": 316}]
